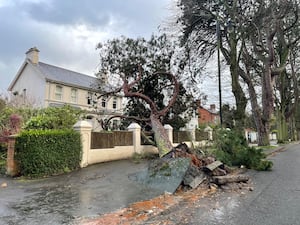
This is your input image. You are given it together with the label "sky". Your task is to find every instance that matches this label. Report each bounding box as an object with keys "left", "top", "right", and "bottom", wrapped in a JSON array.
[
  {"left": 0, "top": 0, "right": 173, "bottom": 90},
  {"left": 0, "top": 0, "right": 233, "bottom": 108}
]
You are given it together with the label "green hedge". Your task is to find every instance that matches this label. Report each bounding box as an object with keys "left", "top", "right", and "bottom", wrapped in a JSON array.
[{"left": 15, "top": 129, "right": 82, "bottom": 177}]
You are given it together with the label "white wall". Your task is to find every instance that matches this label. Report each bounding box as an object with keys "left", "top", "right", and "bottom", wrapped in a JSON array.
[{"left": 10, "top": 64, "right": 45, "bottom": 106}]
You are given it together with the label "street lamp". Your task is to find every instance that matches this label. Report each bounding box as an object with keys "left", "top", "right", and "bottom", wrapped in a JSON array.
[{"left": 216, "top": 20, "right": 223, "bottom": 127}]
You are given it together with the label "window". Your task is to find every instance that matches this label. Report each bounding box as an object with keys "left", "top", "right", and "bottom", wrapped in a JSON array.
[
  {"left": 71, "top": 88, "right": 78, "bottom": 103},
  {"left": 101, "top": 97, "right": 106, "bottom": 108},
  {"left": 55, "top": 85, "right": 63, "bottom": 101},
  {"left": 112, "top": 97, "right": 117, "bottom": 109},
  {"left": 87, "top": 92, "right": 93, "bottom": 105}
]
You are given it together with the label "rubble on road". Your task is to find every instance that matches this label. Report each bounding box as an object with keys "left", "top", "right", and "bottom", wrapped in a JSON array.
[{"left": 133, "top": 143, "right": 250, "bottom": 194}]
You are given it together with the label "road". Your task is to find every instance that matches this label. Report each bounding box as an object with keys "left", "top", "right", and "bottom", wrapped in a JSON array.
[
  {"left": 1, "top": 143, "right": 299, "bottom": 225},
  {"left": 0, "top": 160, "right": 162, "bottom": 225},
  {"left": 178, "top": 143, "right": 300, "bottom": 225}
]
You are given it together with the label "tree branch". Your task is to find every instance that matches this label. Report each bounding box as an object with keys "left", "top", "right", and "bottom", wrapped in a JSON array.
[{"left": 155, "top": 72, "right": 179, "bottom": 117}]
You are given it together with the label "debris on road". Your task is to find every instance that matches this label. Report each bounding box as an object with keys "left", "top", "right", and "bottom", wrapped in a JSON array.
[
  {"left": 133, "top": 143, "right": 251, "bottom": 194},
  {"left": 213, "top": 174, "right": 250, "bottom": 185}
]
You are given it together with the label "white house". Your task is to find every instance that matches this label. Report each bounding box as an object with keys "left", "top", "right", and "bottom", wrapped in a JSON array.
[{"left": 8, "top": 47, "right": 123, "bottom": 130}]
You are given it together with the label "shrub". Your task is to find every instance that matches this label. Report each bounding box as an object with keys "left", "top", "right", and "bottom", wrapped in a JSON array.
[
  {"left": 0, "top": 106, "right": 37, "bottom": 130},
  {"left": 15, "top": 129, "right": 82, "bottom": 177},
  {"left": 212, "top": 129, "right": 273, "bottom": 171},
  {"left": 24, "top": 105, "right": 84, "bottom": 130},
  {"left": 0, "top": 114, "right": 22, "bottom": 148}
]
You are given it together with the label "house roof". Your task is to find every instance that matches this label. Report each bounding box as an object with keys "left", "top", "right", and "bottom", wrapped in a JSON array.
[{"left": 38, "top": 62, "right": 98, "bottom": 90}]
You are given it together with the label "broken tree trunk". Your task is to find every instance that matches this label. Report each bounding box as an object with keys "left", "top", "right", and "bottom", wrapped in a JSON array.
[
  {"left": 213, "top": 174, "right": 250, "bottom": 185},
  {"left": 150, "top": 114, "right": 173, "bottom": 157}
]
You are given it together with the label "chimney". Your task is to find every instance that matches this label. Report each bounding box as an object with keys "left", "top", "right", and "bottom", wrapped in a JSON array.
[
  {"left": 196, "top": 99, "right": 201, "bottom": 107},
  {"left": 26, "top": 47, "right": 39, "bottom": 64},
  {"left": 210, "top": 104, "right": 216, "bottom": 112}
]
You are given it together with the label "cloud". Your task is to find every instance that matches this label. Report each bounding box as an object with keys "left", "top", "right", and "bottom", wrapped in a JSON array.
[{"left": 0, "top": 0, "right": 172, "bottom": 92}]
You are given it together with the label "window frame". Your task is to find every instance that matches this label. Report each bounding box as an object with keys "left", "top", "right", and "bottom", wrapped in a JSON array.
[
  {"left": 55, "top": 85, "right": 63, "bottom": 101},
  {"left": 71, "top": 88, "right": 78, "bottom": 103}
]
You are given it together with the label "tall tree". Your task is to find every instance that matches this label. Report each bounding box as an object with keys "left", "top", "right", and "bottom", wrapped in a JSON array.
[
  {"left": 241, "top": 0, "right": 300, "bottom": 144},
  {"left": 177, "top": 0, "right": 249, "bottom": 130},
  {"left": 176, "top": 0, "right": 300, "bottom": 145},
  {"left": 274, "top": 3, "right": 300, "bottom": 141}
]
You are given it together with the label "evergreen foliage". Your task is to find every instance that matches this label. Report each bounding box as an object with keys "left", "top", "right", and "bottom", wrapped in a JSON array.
[
  {"left": 213, "top": 129, "right": 273, "bottom": 171},
  {"left": 15, "top": 129, "right": 81, "bottom": 177},
  {"left": 97, "top": 34, "right": 195, "bottom": 130},
  {"left": 24, "top": 105, "right": 84, "bottom": 130}
]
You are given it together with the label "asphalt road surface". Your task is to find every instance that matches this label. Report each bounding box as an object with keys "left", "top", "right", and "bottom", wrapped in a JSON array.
[
  {"left": 81, "top": 143, "right": 300, "bottom": 225},
  {"left": 0, "top": 160, "right": 162, "bottom": 225},
  {"left": 187, "top": 143, "right": 300, "bottom": 225},
  {"left": 1, "top": 143, "right": 299, "bottom": 225}
]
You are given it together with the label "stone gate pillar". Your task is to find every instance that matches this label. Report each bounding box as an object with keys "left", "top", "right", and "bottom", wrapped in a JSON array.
[
  {"left": 164, "top": 124, "right": 173, "bottom": 145},
  {"left": 6, "top": 135, "right": 18, "bottom": 176},
  {"left": 127, "top": 123, "right": 141, "bottom": 154},
  {"left": 73, "top": 121, "right": 92, "bottom": 168}
]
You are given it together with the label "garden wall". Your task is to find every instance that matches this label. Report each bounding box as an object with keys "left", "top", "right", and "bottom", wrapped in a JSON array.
[{"left": 73, "top": 121, "right": 211, "bottom": 168}]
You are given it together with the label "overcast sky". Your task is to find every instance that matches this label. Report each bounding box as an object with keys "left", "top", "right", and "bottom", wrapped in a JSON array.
[
  {"left": 0, "top": 0, "right": 174, "bottom": 91},
  {"left": 0, "top": 0, "right": 234, "bottom": 107}
]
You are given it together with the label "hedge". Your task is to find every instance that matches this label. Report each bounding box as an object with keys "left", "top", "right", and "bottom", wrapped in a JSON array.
[{"left": 15, "top": 129, "right": 82, "bottom": 177}]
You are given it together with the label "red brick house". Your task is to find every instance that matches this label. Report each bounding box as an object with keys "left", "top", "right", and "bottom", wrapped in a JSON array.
[{"left": 197, "top": 100, "right": 220, "bottom": 125}]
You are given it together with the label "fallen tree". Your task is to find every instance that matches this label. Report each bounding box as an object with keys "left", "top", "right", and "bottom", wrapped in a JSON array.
[
  {"left": 97, "top": 66, "right": 179, "bottom": 157},
  {"left": 95, "top": 66, "right": 254, "bottom": 193}
]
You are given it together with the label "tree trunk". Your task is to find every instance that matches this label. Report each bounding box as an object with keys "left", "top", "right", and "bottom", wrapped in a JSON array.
[
  {"left": 240, "top": 66, "right": 270, "bottom": 146},
  {"left": 231, "top": 63, "right": 247, "bottom": 130},
  {"left": 213, "top": 174, "right": 250, "bottom": 185},
  {"left": 260, "top": 66, "right": 274, "bottom": 146},
  {"left": 248, "top": 83, "right": 269, "bottom": 146},
  {"left": 150, "top": 114, "right": 173, "bottom": 157},
  {"left": 257, "top": 123, "right": 270, "bottom": 146},
  {"left": 221, "top": 30, "right": 247, "bottom": 130},
  {"left": 277, "top": 110, "right": 288, "bottom": 142}
]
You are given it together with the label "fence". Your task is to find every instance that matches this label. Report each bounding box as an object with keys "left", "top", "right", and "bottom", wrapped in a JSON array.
[
  {"left": 91, "top": 131, "right": 133, "bottom": 149},
  {"left": 73, "top": 121, "right": 212, "bottom": 168}
]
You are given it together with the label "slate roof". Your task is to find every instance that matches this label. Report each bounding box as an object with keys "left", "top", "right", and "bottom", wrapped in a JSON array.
[{"left": 38, "top": 62, "right": 98, "bottom": 90}]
